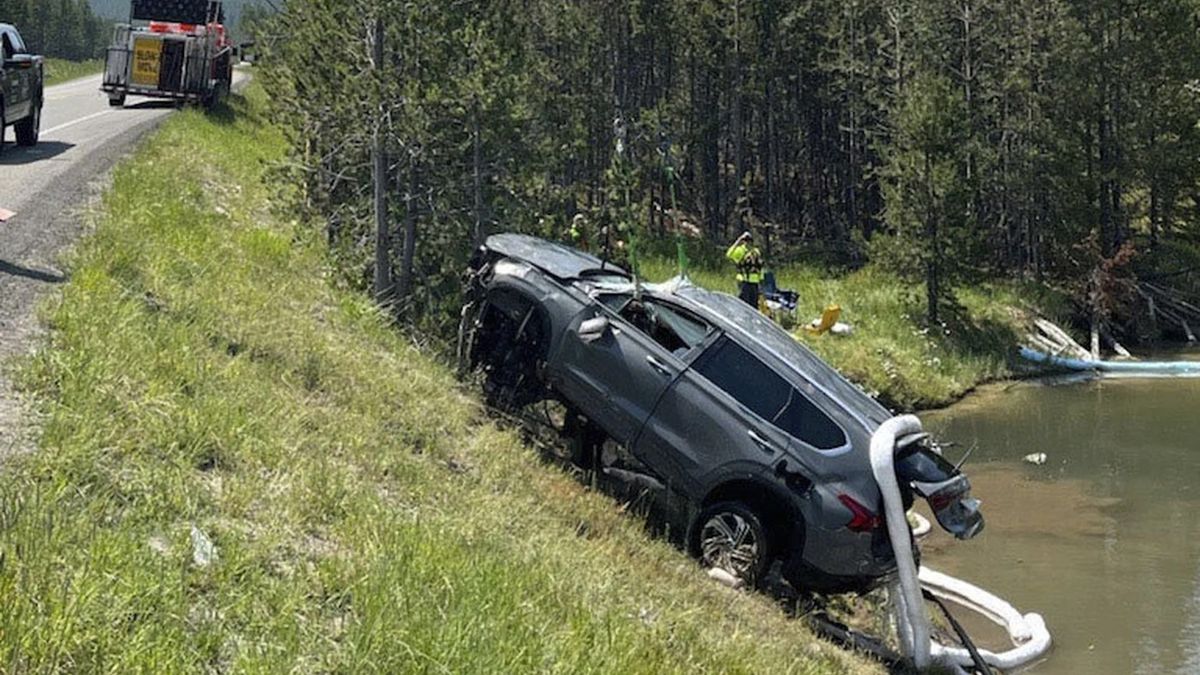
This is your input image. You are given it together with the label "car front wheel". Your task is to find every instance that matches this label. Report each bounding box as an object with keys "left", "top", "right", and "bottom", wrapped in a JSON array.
[
  {"left": 695, "top": 502, "right": 771, "bottom": 586},
  {"left": 15, "top": 100, "right": 40, "bottom": 146}
]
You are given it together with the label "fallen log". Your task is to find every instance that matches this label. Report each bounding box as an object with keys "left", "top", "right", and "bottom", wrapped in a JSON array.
[
  {"left": 1099, "top": 327, "right": 1133, "bottom": 359},
  {"left": 1032, "top": 319, "right": 1092, "bottom": 360}
]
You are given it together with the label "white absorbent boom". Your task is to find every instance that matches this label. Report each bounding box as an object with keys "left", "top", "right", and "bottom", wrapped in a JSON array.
[{"left": 869, "top": 415, "right": 1052, "bottom": 672}]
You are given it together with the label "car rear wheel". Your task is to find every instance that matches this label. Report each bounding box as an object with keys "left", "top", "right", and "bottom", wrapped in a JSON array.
[
  {"left": 695, "top": 502, "right": 771, "bottom": 586},
  {"left": 109, "top": 94, "right": 126, "bottom": 108},
  {"left": 15, "top": 100, "right": 40, "bottom": 146}
]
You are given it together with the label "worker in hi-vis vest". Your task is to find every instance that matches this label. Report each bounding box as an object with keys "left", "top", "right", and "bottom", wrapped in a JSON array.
[
  {"left": 726, "top": 230, "right": 764, "bottom": 307},
  {"left": 567, "top": 213, "right": 589, "bottom": 251}
]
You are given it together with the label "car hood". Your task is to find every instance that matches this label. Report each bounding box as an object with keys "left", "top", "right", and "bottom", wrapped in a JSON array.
[{"left": 485, "top": 234, "right": 629, "bottom": 281}]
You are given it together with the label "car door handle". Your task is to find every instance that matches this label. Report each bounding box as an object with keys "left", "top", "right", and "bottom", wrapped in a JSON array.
[
  {"left": 748, "top": 429, "right": 778, "bottom": 454},
  {"left": 645, "top": 355, "right": 672, "bottom": 377}
]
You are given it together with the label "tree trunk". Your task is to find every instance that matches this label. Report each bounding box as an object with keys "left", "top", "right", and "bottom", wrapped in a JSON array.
[
  {"left": 925, "top": 151, "right": 940, "bottom": 325},
  {"left": 397, "top": 159, "right": 418, "bottom": 303},
  {"left": 730, "top": 0, "right": 745, "bottom": 232},
  {"left": 371, "top": 16, "right": 391, "bottom": 303},
  {"left": 472, "top": 101, "right": 485, "bottom": 247}
]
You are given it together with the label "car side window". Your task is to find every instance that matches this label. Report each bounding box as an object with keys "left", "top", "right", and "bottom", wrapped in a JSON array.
[
  {"left": 2, "top": 33, "right": 14, "bottom": 60},
  {"left": 771, "top": 386, "right": 848, "bottom": 450},
  {"left": 616, "top": 298, "right": 711, "bottom": 358},
  {"left": 694, "top": 336, "right": 847, "bottom": 450}
]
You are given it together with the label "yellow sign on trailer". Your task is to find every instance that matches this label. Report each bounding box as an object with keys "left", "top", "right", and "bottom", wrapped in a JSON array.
[{"left": 131, "top": 37, "right": 162, "bottom": 87}]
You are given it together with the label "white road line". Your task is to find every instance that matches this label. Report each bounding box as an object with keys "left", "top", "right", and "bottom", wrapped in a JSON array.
[{"left": 42, "top": 110, "right": 113, "bottom": 136}]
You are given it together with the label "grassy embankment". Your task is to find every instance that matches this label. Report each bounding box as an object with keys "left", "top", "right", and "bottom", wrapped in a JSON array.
[
  {"left": 43, "top": 58, "right": 105, "bottom": 87},
  {"left": 0, "top": 88, "right": 877, "bottom": 672},
  {"left": 638, "top": 255, "right": 1061, "bottom": 411}
]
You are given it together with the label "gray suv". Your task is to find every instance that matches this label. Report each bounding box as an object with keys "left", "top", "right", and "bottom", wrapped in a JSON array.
[{"left": 459, "top": 234, "right": 982, "bottom": 593}]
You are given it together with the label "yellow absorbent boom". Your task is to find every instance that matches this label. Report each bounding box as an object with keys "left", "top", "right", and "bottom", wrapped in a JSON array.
[{"left": 804, "top": 304, "right": 842, "bottom": 335}]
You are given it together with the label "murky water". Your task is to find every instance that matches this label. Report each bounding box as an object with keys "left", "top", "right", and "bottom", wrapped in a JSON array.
[{"left": 921, "top": 363, "right": 1200, "bottom": 674}]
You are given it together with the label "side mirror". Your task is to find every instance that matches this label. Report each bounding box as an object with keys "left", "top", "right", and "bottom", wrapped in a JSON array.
[
  {"left": 578, "top": 316, "right": 611, "bottom": 344},
  {"left": 4, "top": 54, "right": 34, "bottom": 69}
]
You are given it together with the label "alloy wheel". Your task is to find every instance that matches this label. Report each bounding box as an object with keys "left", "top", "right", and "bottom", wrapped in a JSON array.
[{"left": 700, "top": 511, "right": 762, "bottom": 579}]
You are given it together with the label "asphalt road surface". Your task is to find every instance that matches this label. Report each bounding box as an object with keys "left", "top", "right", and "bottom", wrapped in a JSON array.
[{"left": 0, "top": 72, "right": 247, "bottom": 456}]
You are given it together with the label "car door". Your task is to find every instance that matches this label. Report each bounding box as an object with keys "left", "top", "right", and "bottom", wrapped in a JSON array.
[
  {"left": 1, "top": 31, "right": 16, "bottom": 119},
  {"left": 1, "top": 30, "right": 28, "bottom": 120},
  {"left": 635, "top": 334, "right": 800, "bottom": 497},
  {"left": 555, "top": 295, "right": 703, "bottom": 445}
]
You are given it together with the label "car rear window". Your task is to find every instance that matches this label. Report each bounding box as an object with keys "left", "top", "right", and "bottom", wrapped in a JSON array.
[{"left": 694, "top": 336, "right": 847, "bottom": 450}]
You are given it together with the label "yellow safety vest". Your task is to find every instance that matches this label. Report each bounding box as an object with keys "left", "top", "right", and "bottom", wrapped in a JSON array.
[{"left": 726, "top": 242, "right": 763, "bottom": 284}]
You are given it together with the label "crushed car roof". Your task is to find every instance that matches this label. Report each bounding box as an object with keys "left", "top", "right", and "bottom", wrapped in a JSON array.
[{"left": 486, "top": 234, "right": 629, "bottom": 281}]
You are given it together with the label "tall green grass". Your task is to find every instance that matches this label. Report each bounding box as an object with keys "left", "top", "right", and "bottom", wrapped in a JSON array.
[
  {"left": 0, "top": 88, "right": 877, "bottom": 673},
  {"left": 638, "top": 256, "right": 1059, "bottom": 410},
  {"left": 43, "top": 58, "right": 104, "bottom": 87}
]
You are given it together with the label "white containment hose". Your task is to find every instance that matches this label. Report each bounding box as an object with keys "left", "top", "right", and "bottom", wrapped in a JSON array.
[{"left": 870, "top": 415, "right": 1053, "bottom": 672}]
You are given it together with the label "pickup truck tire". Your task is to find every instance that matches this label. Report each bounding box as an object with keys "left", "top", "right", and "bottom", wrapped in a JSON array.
[
  {"left": 109, "top": 94, "right": 126, "bottom": 108},
  {"left": 15, "top": 99, "right": 40, "bottom": 146}
]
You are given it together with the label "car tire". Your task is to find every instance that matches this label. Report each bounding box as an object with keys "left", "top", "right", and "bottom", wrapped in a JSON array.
[
  {"left": 694, "top": 501, "right": 772, "bottom": 586},
  {"left": 109, "top": 94, "right": 126, "bottom": 108},
  {"left": 15, "top": 100, "right": 40, "bottom": 147},
  {"left": 0, "top": 101, "right": 7, "bottom": 154}
]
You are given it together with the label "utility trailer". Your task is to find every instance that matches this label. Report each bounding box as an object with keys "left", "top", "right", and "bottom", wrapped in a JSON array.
[{"left": 102, "top": 0, "right": 234, "bottom": 109}]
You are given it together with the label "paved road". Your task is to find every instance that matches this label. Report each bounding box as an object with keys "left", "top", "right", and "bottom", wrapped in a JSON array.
[
  {"left": 0, "top": 73, "right": 245, "bottom": 456},
  {"left": 0, "top": 74, "right": 183, "bottom": 216}
]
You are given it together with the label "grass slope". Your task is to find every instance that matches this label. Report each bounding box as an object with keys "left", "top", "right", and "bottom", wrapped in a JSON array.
[
  {"left": 43, "top": 58, "right": 104, "bottom": 87},
  {"left": 639, "top": 256, "right": 1059, "bottom": 410},
  {"left": 0, "top": 88, "right": 877, "bottom": 673}
]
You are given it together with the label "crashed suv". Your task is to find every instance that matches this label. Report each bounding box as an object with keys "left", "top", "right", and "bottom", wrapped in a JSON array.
[{"left": 459, "top": 234, "right": 982, "bottom": 593}]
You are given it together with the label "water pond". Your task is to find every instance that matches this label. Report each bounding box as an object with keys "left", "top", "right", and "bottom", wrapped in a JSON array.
[{"left": 921, "top": 359, "right": 1200, "bottom": 674}]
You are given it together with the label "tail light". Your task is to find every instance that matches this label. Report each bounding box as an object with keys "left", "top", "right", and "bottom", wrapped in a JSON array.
[
  {"left": 838, "top": 494, "right": 882, "bottom": 532},
  {"left": 926, "top": 487, "right": 963, "bottom": 512}
]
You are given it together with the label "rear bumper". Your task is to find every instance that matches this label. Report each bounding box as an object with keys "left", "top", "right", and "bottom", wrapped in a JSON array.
[
  {"left": 784, "top": 557, "right": 897, "bottom": 595},
  {"left": 784, "top": 520, "right": 900, "bottom": 594},
  {"left": 101, "top": 85, "right": 206, "bottom": 102}
]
